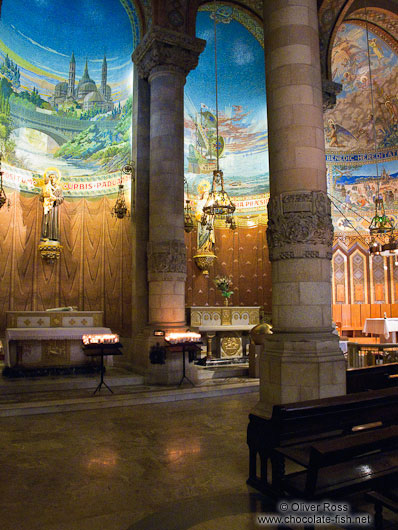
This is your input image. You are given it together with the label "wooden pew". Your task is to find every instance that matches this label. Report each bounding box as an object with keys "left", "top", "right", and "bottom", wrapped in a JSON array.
[
  {"left": 347, "top": 364, "right": 398, "bottom": 393},
  {"left": 366, "top": 485, "right": 398, "bottom": 529},
  {"left": 247, "top": 388, "right": 398, "bottom": 497},
  {"left": 277, "top": 426, "right": 398, "bottom": 500}
]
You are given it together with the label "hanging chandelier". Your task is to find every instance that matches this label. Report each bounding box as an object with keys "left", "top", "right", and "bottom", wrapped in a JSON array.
[
  {"left": 200, "top": 1, "right": 236, "bottom": 232},
  {"left": 111, "top": 164, "right": 133, "bottom": 219},
  {"left": 184, "top": 177, "right": 194, "bottom": 233},
  {"left": 0, "top": 154, "right": 9, "bottom": 210}
]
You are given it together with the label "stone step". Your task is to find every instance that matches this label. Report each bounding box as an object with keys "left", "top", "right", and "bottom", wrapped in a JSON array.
[
  {"left": 0, "top": 380, "right": 259, "bottom": 417},
  {"left": 0, "top": 369, "right": 144, "bottom": 394},
  {"left": 193, "top": 363, "right": 249, "bottom": 381}
]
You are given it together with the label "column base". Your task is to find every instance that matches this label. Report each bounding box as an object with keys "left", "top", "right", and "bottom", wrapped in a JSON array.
[
  {"left": 132, "top": 325, "right": 196, "bottom": 385},
  {"left": 253, "top": 331, "right": 346, "bottom": 419}
]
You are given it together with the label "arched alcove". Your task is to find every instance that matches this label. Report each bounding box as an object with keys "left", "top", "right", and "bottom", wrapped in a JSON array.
[
  {"left": 184, "top": 2, "right": 270, "bottom": 309},
  {"left": 0, "top": 0, "right": 142, "bottom": 335}
]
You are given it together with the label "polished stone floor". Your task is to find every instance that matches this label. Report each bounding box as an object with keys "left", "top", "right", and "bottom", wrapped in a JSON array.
[{"left": 0, "top": 393, "right": 396, "bottom": 530}]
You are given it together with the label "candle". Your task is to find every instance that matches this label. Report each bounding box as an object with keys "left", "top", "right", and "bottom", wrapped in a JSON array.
[
  {"left": 164, "top": 332, "right": 201, "bottom": 344},
  {"left": 82, "top": 334, "right": 119, "bottom": 345}
]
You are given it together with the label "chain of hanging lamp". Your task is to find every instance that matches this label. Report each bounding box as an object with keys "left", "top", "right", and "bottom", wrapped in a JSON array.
[{"left": 200, "top": 0, "right": 236, "bottom": 231}]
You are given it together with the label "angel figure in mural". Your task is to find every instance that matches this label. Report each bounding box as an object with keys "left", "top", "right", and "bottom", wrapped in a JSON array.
[
  {"left": 37, "top": 168, "right": 64, "bottom": 241},
  {"left": 326, "top": 119, "right": 357, "bottom": 147}
]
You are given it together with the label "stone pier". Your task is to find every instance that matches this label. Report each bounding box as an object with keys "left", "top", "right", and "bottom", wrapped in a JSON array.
[{"left": 253, "top": 0, "right": 346, "bottom": 417}]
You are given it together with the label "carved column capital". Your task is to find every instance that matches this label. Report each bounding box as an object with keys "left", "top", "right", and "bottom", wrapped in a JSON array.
[
  {"left": 147, "top": 240, "right": 187, "bottom": 281},
  {"left": 266, "top": 190, "right": 334, "bottom": 262},
  {"left": 132, "top": 26, "right": 206, "bottom": 79},
  {"left": 322, "top": 78, "right": 342, "bottom": 111}
]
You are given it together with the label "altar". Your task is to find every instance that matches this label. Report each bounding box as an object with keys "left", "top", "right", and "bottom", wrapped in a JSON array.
[
  {"left": 4, "top": 310, "right": 112, "bottom": 373},
  {"left": 188, "top": 306, "right": 260, "bottom": 358}
]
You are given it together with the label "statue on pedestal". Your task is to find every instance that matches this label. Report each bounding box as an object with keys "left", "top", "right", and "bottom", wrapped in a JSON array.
[{"left": 36, "top": 168, "right": 64, "bottom": 262}]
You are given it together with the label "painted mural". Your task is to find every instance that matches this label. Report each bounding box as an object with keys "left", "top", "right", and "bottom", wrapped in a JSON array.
[
  {"left": 184, "top": 4, "right": 268, "bottom": 218},
  {"left": 0, "top": 0, "right": 139, "bottom": 197},
  {"left": 325, "top": 22, "right": 398, "bottom": 234}
]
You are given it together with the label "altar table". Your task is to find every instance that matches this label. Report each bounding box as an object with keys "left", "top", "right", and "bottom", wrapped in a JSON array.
[
  {"left": 4, "top": 311, "right": 111, "bottom": 369},
  {"left": 363, "top": 318, "right": 398, "bottom": 342},
  {"left": 188, "top": 306, "right": 260, "bottom": 358}
]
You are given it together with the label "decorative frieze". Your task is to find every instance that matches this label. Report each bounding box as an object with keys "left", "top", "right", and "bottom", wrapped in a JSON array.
[
  {"left": 132, "top": 25, "right": 206, "bottom": 79},
  {"left": 147, "top": 240, "right": 187, "bottom": 280},
  {"left": 267, "top": 191, "right": 334, "bottom": 261}
]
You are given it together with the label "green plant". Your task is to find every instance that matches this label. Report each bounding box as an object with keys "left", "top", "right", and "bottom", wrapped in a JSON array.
[{"left": 213, "top": 276, "right": 234, "bottom": 298}]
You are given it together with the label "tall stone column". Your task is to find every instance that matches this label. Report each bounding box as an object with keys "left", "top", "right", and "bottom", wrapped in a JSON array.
[
  {"left": 254, "top": 0, "right": 346, "bottom": 417},
  {"left": 132, "top": 27, "right": 205, "bottom": 382}
]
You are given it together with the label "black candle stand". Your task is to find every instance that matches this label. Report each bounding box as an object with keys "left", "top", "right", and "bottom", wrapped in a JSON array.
[
  {"left": 165, "top": 341, "right": 202, "bottom": 387},
  {"left": 82, "top": 342, "right": 122, "bottom": 395}
]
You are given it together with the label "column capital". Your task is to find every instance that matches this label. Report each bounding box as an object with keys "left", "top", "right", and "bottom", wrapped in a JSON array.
[
  {"left": 132, "top": 26, "right": 206, "bottom": 79},
  {"left": 147, "top": 240, "right": 187, "bottom": 282},
  {"left": 266, "top": 190, "right": 333, "bottom": 261}
]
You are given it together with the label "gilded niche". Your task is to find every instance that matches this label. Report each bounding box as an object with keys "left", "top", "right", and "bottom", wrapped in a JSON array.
[{"left": 267, "top": 191, "right": 334, "bottom": 261}]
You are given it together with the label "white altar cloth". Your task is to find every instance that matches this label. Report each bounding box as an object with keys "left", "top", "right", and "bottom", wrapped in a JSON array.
[
  {"left": 362, "top": 318, "right": 398, "bottom": 341},
  {"left": 5, "top": 326, "right": 112, "bottom": 367}
]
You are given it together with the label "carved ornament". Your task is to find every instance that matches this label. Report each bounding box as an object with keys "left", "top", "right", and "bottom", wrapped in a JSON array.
[
  {"left": 132, "top": 25, "right": 206, "bottom": 79},
  {"left": 147, "top": 240, "right": 187, "bottom": 281},
  {"left": 266, "top": 191, "right": 334, "bottom": 261}
]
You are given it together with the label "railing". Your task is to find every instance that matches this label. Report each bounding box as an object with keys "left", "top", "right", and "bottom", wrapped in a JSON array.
[
  {"left": 347, "top": 342, "right": 398, "bottom": 368},
  {"left": 9, "top": 100, "right": 117, "bottom": 132}
]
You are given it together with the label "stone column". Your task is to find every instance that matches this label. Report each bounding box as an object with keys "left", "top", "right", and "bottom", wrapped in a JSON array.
[
  {"left": 254, "top": 0, "right": 346, "bottom": 417},
  {"left": 132, "top": 27, "right": 205, "bottom": 382}
]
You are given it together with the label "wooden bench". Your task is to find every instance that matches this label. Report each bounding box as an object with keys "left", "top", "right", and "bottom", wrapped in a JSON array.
[
  {"left": 347, "top": 363, "right": 398, "bottom": 393},
  {"left": 366, "top": 485, "right": 398, "bottom": 529},
  {"left": 276, "top": 425, "right": 398, "bottom": 500},
  {"left": 247, "top": 387, "right": 398, "bottom": 497}
]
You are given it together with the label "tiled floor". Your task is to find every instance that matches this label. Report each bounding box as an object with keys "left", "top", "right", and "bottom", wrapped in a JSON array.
[{"left": 0, "top": 392, "right": 396, "bottom": 530}]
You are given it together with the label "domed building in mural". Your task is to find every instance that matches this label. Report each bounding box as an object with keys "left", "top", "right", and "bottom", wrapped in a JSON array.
[
  {"left": 1, "top": 0, "right": 398, "bottom": 528},
  {"left": 52, "top": 54, "right": 113, "bottom": 112}
]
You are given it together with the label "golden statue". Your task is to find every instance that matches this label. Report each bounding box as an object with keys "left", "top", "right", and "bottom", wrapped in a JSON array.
[
  {"left": 33, "top": 168, "right": 64, "bottom": 262},
  {"left": 38, "top": 168, "right": 64, "bottom": 241}
]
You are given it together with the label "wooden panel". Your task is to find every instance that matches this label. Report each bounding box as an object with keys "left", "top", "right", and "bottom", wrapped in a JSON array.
[
  {"left": 341, "top": 304, "right": 351, "bottom": 329},
  {"left": 351, "top": 304, "right": 361, "bottom": 329},
  {"left": 375, "top": 283, "right": 384, "bottom": 301},
  {"left": 332, "top": 304, "right": 342, "bottom": 325},
  {"left": 336, "top": 284, "right": 345, "bottom": 302},
  {"left": 370, "top": 304, "right": 382, "bottom": 318},
  {"left": 354, "top": 283, "right": 364, "bottom": 302},
  {"left": 360, "top": 304, "right": 371, "bottom": 327},
  {"left": 391, "top": 304, "right": 398, "bottom": 317},
  {"left": 0, "top": 190, "right": 15, "bottom": 331},
  {"left": 59, "top": 198, "right": 83, "bottom": 310},
  {"left": 381, "top": 303, "right": 391, "bottom": 319}
]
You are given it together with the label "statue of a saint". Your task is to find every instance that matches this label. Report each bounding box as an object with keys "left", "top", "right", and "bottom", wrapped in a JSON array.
[{"left": 38, "top": 168, "right": 64, "bottom": 241}]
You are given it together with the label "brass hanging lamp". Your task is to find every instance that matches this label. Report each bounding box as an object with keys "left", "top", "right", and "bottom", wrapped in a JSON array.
[{"left": 111, "top": 164, "right": 133, "bottom": 219}]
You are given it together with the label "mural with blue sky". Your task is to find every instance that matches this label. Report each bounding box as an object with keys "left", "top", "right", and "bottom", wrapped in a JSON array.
[
  {"left": 0, "top": 0, "right": 137, "bottom": 194},
  {"left": 184, "top": 5, "right": 268, "bottom": 214}
]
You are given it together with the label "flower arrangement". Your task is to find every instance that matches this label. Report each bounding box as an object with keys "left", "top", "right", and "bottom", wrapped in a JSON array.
[{"left": 214, "top": 275, "right": 234, "bottom": 304}]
